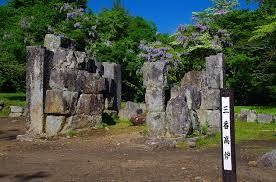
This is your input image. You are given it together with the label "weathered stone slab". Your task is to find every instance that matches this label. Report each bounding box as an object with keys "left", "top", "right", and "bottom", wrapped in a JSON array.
[
  {"left": 180, "top": 71, "right": 204, "bottom": 90},
  {"left": 26, "top": 46, "right": 46, "bottom": 134},
  {"left": 166, "top": 96, "right": 192, "bottom": 138},
  {"left": 103, "top": 62, "right": 122, "bottom": 110},
  {"left": 196, "top": 109, "right": 221, "bottom": 129},
  {"left": 44, "top": 90, "right": 78, "bottom": 115},
  {"left": 118, "top": 101, "right": 146, "bottom": 119},
  {"left": 76, "top": 94, "right": 104, "bottom": 115},
  {"left": 170, "top": 86, "right": 179, "bottom": 99},
  {"left": 10, "top": 106, "right": 24, "bottom": 113},
  {"left": 143, "top": 61, "right": 168, "bottom": 87},
  {"left": 44, "top": 34, "right": 76, "bottom": 52},
  {"left": 200, "top": 89, "right": 220, "bottom": 110},
  {"left": 146, "top": 112, "right": 166, "bottom": 138},
  {"left": 145, "top": 86, "right": 166, "bottom": 112},
  {"left": 45, "top": 116, "right": 65, "bottom": 136},
  {"left": 258, "top": 150, "right": 276, "bottom": 168},
  {"left": 257, "top": 114, "right": 273, "bottom": 124},
  {"left": 181, "top": 85, "right": 201, "bottom": 110},
  {"left": 9, "top": 113, "right": 23, "bottom": 118},
  {"left": 77, "top": 71, "right": 107, "bottom": 94},
  {"left": 239, "top": 109, "right": 250, "bottom": 122},
  {"left": 63, "top": 114, "right": 102, "bottom": 131},
  {"left": 247, "top": 110, "right": 257, "bottom": 122},
  {"left": 205, "top": 53, "right": 225, "bottom": 89}
]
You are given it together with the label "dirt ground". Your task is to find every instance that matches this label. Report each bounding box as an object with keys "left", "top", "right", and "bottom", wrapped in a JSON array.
[{"left": 0, "top": 117, "right": 275, "bottom": 182}]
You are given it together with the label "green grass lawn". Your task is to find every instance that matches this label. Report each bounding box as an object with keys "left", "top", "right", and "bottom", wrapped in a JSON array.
[
  {"left": 196, "top": 121, "right": 276, "bottom": 148},
  {"left": 235, "top": 106, "right": 276, "bottom": 115},
  {"left": 0, "top": 92, "right": 26, "bottom": 117}
]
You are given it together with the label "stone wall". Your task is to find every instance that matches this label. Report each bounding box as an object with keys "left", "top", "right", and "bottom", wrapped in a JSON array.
[
  {"left": 25, "top": 34, "right": 121, "bottom": 137},
  {"left": 143, "top": 53, "right": 225, "bottom": 141}
]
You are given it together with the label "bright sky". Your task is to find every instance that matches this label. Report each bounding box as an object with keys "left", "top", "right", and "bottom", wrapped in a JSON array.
[{"left": 88, "top": 0, "right": 258, "bottom": 33}]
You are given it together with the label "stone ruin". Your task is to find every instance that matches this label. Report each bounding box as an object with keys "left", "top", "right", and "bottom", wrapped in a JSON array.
[
  {"left": 143, "top": 53, "right": 225, "bottom": 142},
  {"left": 24, "top": 34, "right": 121, "bottom": 137}
]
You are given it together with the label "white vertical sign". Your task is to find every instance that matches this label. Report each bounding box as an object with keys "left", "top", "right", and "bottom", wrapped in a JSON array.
[{"left": 221, "top": 97, "right": 232, "bottom": 171}]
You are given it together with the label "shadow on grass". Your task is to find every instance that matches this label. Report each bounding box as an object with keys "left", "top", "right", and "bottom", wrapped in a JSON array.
[
  {"left": 4, "top": 95, "right": 25, "bottom": 101},
  {"left": 102, "top": 113, "right": 117, "bottom": 125}
]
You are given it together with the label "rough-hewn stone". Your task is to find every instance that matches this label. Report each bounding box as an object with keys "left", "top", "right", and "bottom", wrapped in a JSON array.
[
  {"left": 257, "top": 114, "right": 273, "bottom": 124},
  {"left": 146, "top": 112, "right": 166, "bottom": 138},
  {"left": 200, "top": 88, "right": 220, "bottom": 110},
  {"left": 44, "top": 90, "right": 78, "bottom": 115},
  {"left": 26, "top": 46, "right": 45, "bottom": 134},
  {"left": 45, "top": 116, "right": 65, "bottom": 136},
  {"left": 63, "top": 114, "right": 102, "bottom": 131},
  {"left": 205, "top": 53, "right": 225, "bottom": 89},
  {"left": 181, "top": 86, "right": 201, "bottom": 110},
  {"left": 103, "top": 62, "right": 122, "bottom": 110},
  {"left": 143, "top": 61, "right": 168, "bottom": 87},
  {"left": 258, "top": 150, "right": 276, "bottom": 168},
  {"left": 247, "top": 110, "right": 257, "bottom": 122},
  {"left": 78, "top": 71, "right": 107, "bottom": 94},
  {"left": 44, "top": 34, "right": 76, "bottom": 52},
  {"left": 10, "top": 106, "right": 24, "bottom": 113},
  {"left": 170, "top": 86, "right": 179, "bottom": 99},
  {"left": 197, "top": 109, "right": 221, "bottom": 128},
  {"left": 145, "top": 86, "right": 166, "bottom": 112},
  {"left": 76, "top": 94, "right": 104, "bottom": 115},
  {"left": 180, "top": 71, "right": 204, "bottom": 90},
  {"left": 166, "top": 96, "right": 192, "bottom": 138},
  {"left": 118, "top": 101, "right": 146, "bottom": 119}
]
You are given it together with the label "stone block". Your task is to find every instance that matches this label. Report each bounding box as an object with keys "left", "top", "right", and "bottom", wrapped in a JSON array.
[
  {"left": 247, "top": 110, "right": 257, "bottom": 122},
  {"left": 180, "top": 71, "right": 205, "bottom": 90},
  {"left": 205, "top": 53, "right": 225, "bottom": 89},
  {"left": 200, "top": 89, "right": 220, "bottom": 110},
  {"left": 10, "top": 106, "right": 24, "bottom": 113},
  {"left": 26, "top": 46, "right": 46, "bottom": 134},
  {"left": 76, "top": 94, "right": 104, "bottom": 115},
  {"left": 257, "top": 114, "right": 273, "bottom": 124},
  {"left": 146, "top": 112, "right": 166, "bottom": 138},
  {"left": 45, "top": 116, "right": 65, "bottom": 136},
  {"left": 145, "top": 86, "right": 166, "bottom": 112},
  {"left": 44, "top": 34, "right": 76, "bottom": 52},
  {"left": 78, "top": 71, "right": 107, "bottom": 94},
  {"left": 239, "top": 109, "right": 250, "bottom": 122},
  {"left": 103, "top": 62, "right": 122, "bottom": 110},
  {"left": 258, "top": 150, "right": 276, "bottom": 168},
  {"left": 181, "top": 85, "right": 201, "bottom": 110},
  {"left": 9, "top": 113, "right": 23, "bottom": 118},
  {"left": 170, "top": 86, "right": 179, "bottom": 99},
  {"left": 118, "top": 101, "right": 146, "bottom": 119},
  {"left": 166, "top": 96, "right": 192, "bottom": 137},
  {"left": 63, "top": 114, "right": 102, "bottom": 131},
  {"left": 197, "top": 109, "right": 221, "bottom": 128},
  {"left": 45, "top": 90, "right": 78, "bottom": 115},
  {"left": 143, "top": 61, "right": 168, "bottom": 87}
]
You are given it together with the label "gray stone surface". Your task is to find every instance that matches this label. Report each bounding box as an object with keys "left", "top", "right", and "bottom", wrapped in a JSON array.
[
  {"left": 10, "top": 106, "right": 24, "bottom": 113},
  {"left": 180, "top": 71, "right": 204, "bottom": 90},
  {"left": 77, "top": 71, "right": 107, "bottom": 94},
  {"left": 205, "top": 53, "right": 225, "bottom": 89},
  {"left": 196, "top": 109, "right": 221, "bottom": 128},
  {"left": 9, "top": 113, "right": 23, "bottom": 118},
  {"left": 45, "top": 116, "right": 65, "bottom": 136},
  {"left": 200, "top": 89, "right": 220, "bottom": 110},
  {"left": 258, "top": 150, "right": 276, "bottom": 168},
  {"left": 190, "top": 110, "right": 200, "bottom": 131},
  {"left": 146, "top": 112, "right": 166, "bottom": 138},
  {"left": 44, "top": 90, "right": 78, "bottom": 115},
  {"left": 170, "top": 86, "right": 179, "bottom": 99},
  {"left": 76, "top": 94, "right": 104, "bottom": 115},
  {"left": 63, "top": 114, "right": 102, "bottom": 131},
  {"left": 44, "top": 34, "right": 75, "bottom": 52},
  {"left": 118, "top": 101, "right": 146, "bottom": 119},
  {"left": 166, "top": 96, "right": 192, "bottom": 138},
  {"left": 239, "top": 109, "right": 250, "bottom": 122},
  {"left": 145, "top": 86, "right": 166, "bottom": 112},
  {"left": 26, "top": 46, "right": 45, "bottom": 134},
  {"left": 143, "top": 61, "right": 168, "bottom": 87},
  {"left": 257, "top": 114, "right": 273, "bottom": 124},
  {"left": 247, "top": 110, "right": 257, "bottom": 122},
  {"left": 0, "top": 100, "right": 4, "bottom": 111},
  {"left": 103, "top": 62, "right": 122, "bottom": 111},
  {"left": 181, "top": 86, "right": 201, "bottom": 110}
]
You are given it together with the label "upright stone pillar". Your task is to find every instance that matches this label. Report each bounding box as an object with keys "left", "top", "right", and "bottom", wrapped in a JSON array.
[
  {"left": 143, "top": 61, "right": 168, "bottom": 138},
  {"left": 102, "top": 62, "right": 122, "bottom": 111},
  {"left": 26, "top": 46, "right": 46, "bottom": 135}
]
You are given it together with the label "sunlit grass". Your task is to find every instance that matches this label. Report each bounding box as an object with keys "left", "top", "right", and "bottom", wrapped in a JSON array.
[
  {"left": 235, "top": 106, "right": 276, "bottom": 115},
  {"left": 0, "top": 92, "right": 26, "bottom": 117}
]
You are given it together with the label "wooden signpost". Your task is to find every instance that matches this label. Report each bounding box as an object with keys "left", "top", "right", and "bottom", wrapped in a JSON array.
[{"left": 220, "top": 89, "right": 237, "bottom": 182}]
